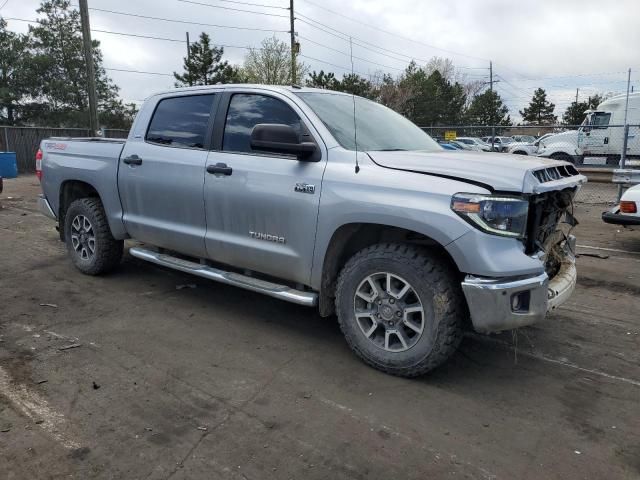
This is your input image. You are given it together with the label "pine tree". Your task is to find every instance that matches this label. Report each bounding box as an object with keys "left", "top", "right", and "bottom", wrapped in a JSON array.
[
  {"left": 336, "top": 73, "right": 375, "bottom": 99},
  {"left": 402, "top": 68, "right": 467, "bottom": 126},
  {"left": 306, "top": 70, "right": 339, "bottom": 90},
  {"left": 562, "top": 101, "right": 589, "bottom": 126},
  {"left": 174, "top": 33, "right": 241, "bottom": 87},
  {"left": 27, "top": 0, "right": 126, "bottom": 127},
  {"left": 465, "top": 90, "right": 511, "bottom": 126},
  {"left": 0, "top": 18, "right": 31, "bottom": 124},
  {"left": 519, "top": 88, "right": 556, "bottom": 124}
]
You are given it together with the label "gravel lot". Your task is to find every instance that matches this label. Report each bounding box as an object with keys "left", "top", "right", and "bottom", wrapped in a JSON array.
[{"left": 1, "top": 176, "right": 639, "bottom": 479}]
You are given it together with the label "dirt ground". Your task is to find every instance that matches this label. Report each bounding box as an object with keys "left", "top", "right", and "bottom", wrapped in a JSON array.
[{"left": 1, "top": 175, "right": 639, "bottom": 480}]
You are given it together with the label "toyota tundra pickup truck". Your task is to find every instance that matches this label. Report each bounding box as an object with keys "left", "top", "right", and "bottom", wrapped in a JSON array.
[{"left": 37, "top": 85, "right": 586, "bottom": 377}]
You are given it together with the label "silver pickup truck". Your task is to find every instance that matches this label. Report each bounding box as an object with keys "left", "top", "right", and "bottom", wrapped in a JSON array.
[{"left": 37, "top": 85, "right": 586, "bottom": 377}]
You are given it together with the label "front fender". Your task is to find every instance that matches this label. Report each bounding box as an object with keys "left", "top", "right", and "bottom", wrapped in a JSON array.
[{"left": 310, "top": 156, "right": 484, "bottom": 289}]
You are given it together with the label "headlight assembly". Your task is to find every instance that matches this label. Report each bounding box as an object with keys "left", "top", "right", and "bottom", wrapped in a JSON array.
[{"left": 451, "top": 193, "right": 529, "bottom": 238}]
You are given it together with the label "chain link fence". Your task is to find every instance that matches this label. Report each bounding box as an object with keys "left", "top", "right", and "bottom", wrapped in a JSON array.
[
  {"left": 2, "top": 123, "right": 638, "bottom": 206},
  {"left": 1, "top": 126, "right": 129, "bottom": 173}
]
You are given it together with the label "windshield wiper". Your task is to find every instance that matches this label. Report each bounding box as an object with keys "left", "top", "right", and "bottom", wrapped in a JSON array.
[{"left": 373, "top": 148, "right": 407, "bottom": 152}]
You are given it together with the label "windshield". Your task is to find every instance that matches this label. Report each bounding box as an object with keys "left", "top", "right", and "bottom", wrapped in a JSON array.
[{"left": 294, "top": 92, "right": 441, "bottom": 152}]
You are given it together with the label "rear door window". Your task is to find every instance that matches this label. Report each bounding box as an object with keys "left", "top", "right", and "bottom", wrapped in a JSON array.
[
  {"left": 146, "top": 94, "right": 216, "bottom": 149},
  {"left": 222, "top": 94, "right": 302, "bottom": 154}
]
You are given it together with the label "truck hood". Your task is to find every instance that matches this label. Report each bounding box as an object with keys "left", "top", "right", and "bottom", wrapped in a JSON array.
[
  {"left": 367, "top": 150, "right": 584, "bottom": 193},
  {"left": 541, "top": 130, "right": 578, "bottom": 147}
]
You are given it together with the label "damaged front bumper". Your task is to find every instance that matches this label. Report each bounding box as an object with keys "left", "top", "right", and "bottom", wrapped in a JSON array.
[{"left": 461, "top": 236, "right": 577, "bottom": 333}]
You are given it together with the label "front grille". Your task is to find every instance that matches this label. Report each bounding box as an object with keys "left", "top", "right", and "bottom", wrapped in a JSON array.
[
  {"left": 524, "top": 189, "right": 576, "bottom": 254},
  {"left": 532, "top": 165, "right": 580, "bottom": 183}
]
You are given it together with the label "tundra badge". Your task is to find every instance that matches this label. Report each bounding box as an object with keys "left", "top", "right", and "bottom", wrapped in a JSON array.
[
  {"left": 294, "top": 183, "right": 315, "bottom": 194},
  {"left": 249, "top": 231, "right": 286, "bottom": 244}
]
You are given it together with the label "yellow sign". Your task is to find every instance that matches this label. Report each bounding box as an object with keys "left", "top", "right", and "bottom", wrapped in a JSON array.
[{"left": 444, "top": 131, "right": 457, "bottom": 141}]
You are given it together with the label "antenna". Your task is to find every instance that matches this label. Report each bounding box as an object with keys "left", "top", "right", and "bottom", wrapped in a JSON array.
[{"left": 349, "top": 36, "right": 360, "bottom": 174}]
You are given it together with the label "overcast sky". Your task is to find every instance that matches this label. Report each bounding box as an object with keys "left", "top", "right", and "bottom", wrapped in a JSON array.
[{"left": 3, "top": 0, "right": 639, "bottom": 121}]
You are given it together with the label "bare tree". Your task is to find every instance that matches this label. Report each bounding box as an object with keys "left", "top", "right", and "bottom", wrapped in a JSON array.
[
  {"left": 424, "top": 57, "right": 456, "bottom": 82},
  {"left": 461, "top": 79, "right": 486, "bottom": 110},
  {"left": 243, "top": 36, "right": 308, "bottom": 85}
]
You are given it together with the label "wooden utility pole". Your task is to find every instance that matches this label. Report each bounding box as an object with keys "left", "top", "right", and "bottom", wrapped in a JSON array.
[
  {"left": 79, "top": 0, "right": 99, "bottom": 134},
  {"left": 289, "top": 0, "right": 296, "bottom": 84}
]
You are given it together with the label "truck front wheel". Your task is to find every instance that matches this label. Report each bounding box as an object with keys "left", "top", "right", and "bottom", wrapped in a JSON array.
[
  {"left": 64, "top": 198, "right": 123, "bottom": 275},
  {"left": 335, "top": 243, "right": 464, "bottom": 377}
]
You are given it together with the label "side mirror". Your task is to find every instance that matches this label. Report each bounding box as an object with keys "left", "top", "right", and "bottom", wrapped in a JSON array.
[{"left": 250, "top": 124, "right": 317, "bottom": 160}]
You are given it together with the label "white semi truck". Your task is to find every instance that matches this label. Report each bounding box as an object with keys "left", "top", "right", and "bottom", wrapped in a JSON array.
[{"left": 537, "top": 92, "right": 640, "bottom": 165}]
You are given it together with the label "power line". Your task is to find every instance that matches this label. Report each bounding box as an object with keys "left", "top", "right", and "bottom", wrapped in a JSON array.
[
  {"left": 94, "top": 29, "right": 186, "bottom": 44},
  {"left": 105, "top": 67, "right": 174, "bottom": 77},
  {"left": 3, "top": 17, "right": 263, "bottom": 50},
  {"left": 298, "top": 54, "right": 368, "bottom": 76},
  {"left": 297, "top": 16, "right": 429, "bottom": 64},
  {"left": 0, "top": 0, "right": 9, "bottom": 10},
  {"left": 297, "top": 0, "right": 489, "bottom": 62},
  {"left": 297, "top": 13, "right": 489, "bottom": 76},
  {"left": 182, "top": 0, "right": 289, "bottom": 9},
  {"left": 175, "top": 0, "right": 289, "bottom": 18},
  {"left": 298, "top": 35, "right": 405, "bottom": 71},
  {"left": 93, "top": 28, "right": 260, "bottom": 50},
  {"left": 501, "top": 70, "right": 630, "bottom": 82},
  {"left": 296, "top": 17, "right": 428, "bottom": 67},
  {"left": 78, "top": 6, "right": 290, "bottom": 32}
]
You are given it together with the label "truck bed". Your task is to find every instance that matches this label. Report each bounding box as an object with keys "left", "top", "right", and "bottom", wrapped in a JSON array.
[{"left": 39, "top": 136, "right": 128, "bottom": 239}]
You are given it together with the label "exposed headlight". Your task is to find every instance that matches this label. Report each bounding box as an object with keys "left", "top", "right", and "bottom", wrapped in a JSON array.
[{"left": 451, "top": 193, "right": 529, "bottom": 238}]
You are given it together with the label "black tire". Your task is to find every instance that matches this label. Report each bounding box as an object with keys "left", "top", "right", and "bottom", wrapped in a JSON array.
[
  {"left": 513, "top": 150, "right": 527, "bottom": 155},
  {"left": 335, "top": 243, "right": 464, "bottom": 377},
  {"left": 550, "top": 152, "right": 576, "bottom": 164},
  {"left": 64, "top": 198, "right": 123, "bottom": 275}
]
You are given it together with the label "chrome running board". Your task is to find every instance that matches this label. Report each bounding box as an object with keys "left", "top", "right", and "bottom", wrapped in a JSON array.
[{"left": 128, "top": 247, "right": 317, "bottom": 307}]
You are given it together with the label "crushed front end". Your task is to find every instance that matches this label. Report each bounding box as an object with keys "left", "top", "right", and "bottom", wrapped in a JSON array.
[{"left": 460, "top": 165, "right": 585, "bottom": 333}]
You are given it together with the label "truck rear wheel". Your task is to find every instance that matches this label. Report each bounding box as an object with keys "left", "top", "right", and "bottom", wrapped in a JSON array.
[
  {"left": 64, "top": 198, "right": 123, "bottom": 275},
  {"left": 335, "top": 243, "right": 464, "bottom": 377}
]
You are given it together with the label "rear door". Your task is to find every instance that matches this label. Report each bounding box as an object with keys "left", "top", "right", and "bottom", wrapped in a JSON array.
[
  {"left": 203, "top": 90, "right": 326, "bottom": 286},
  {"left": 118, "top": 93, "right": 219, "bottom": 257}
]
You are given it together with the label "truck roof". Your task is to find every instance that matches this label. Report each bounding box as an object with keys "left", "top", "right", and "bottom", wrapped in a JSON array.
[
  {"left": 148, "top": 84, "right": 354, "bottom": 99},
  {"left": 597, "top": 91, "right": 640, "bottom": 111}
]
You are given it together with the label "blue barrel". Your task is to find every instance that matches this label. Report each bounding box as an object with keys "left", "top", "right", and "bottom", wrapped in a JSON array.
[{"left": 0, "top": 152, "right": 18, "bottom": 178}]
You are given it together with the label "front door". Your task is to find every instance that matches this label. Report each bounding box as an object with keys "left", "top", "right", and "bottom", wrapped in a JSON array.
[
  {"left": 204, "top": 91, "right": 326, "bottom": 286},
  {"left": 118, "top": 93, "right": 218, "bottom": 257},
  {"left": 580, "top": 112, "right": 611, "bottom": 156}
]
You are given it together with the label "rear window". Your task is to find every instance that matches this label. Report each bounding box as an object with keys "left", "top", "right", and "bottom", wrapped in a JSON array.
[{"left": 146, "top": 94, "right": 216, "bottom": 149}]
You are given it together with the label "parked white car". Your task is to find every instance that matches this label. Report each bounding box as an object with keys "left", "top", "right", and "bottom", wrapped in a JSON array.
[
  {"left": 602, "top": 184, "right": 640, "bottom": 226},
  {"left": 536, "top": 130, "right": 582, "bottom": 164},
  {"left": 486, "top": 136, "right": 515, "bottom": 152},
  {"left": 511, "top": 135, "right": 537, "bottom": 143},
  {"left": 455, "top": 137, "right": 491, "bottom": 152},
  {"left": 508, "top": 133, "right": 555, "bottom": 155}
]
